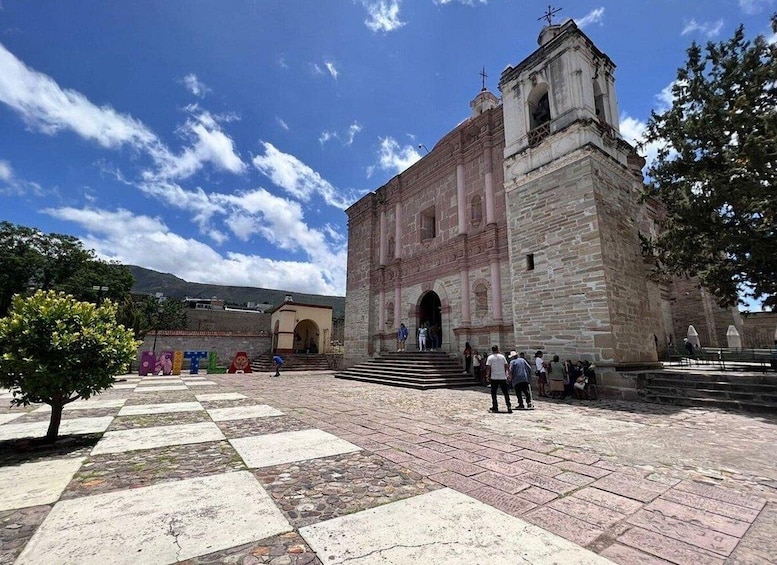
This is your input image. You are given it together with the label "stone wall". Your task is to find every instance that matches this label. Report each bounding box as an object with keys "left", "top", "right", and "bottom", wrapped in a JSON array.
[
  {"left": 137, "top": 331, "right": 271, "bottom": 368},
  {"left": 344, "top": 197, "right": 375, "bottom": 367},
  {"left": 185, "top": 309, "right": 270, "bottom": 333},
  {"left": 741, "top": 312, "right": 777, "bottom": 347}
]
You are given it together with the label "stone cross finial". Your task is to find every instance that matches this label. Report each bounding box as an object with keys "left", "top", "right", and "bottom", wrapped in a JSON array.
[{"left": 538, "top": 4, "right": 562, "bottom": 25}]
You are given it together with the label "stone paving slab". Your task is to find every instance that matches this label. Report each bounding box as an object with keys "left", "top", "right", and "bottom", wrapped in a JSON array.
[
  {"left": 299, "top": 488, "right": 615, "bottom": 564},
  {"left": 15, "top": 471, "right": 293, "bottom": 565},
  {"left": 134, "top": 385, "right": 189, "bottom": 392},
  {"left": 91, "top": 422, "right": 225, "bottom": 455},
  {"left": 0, "top": 416, "right": 113, "bottom": 441},
  {"left": 185, "top": 381, "right": 218, "bottom": 386},
  {"left": 0, "top": 413, "right": 23, "bottom": 425},
  {"left": 0, "top": 457, "right": 84, "bottom": 511},
  {"left": 230, "top": 429, "right": 361, "bottom": 469},
  {"left": 0, "top": 505, "right": 51, "bottom": 565},
  {"left": 32, "top": 399, "right": 126, "bottom": 412},
  {"left": 108, "top": 410, "right": 212, "bottom": 431},
  {"left": 196, "top": 392, "right": 247, "bottom": 401},
  {"left": 110, "top": 384, "right": 137, "bottom": 390},
  {"left": 117, "top": 401, "right": 203, "bottom": 416},
  {"left": 207, "top": 404, "right": 284, "bottom": 421}
]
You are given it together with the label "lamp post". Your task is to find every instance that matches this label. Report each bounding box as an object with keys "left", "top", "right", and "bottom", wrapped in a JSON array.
[
  {"left": 418, "top": 144, "right": 430, "bottom": 154},
  {"left": 151, "top": 293, "right": 166, "bottom": 355}
]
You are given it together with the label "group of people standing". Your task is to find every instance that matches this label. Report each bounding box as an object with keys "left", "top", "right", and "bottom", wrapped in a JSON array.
[
  {"left": 470, "top": 345, "right": 598, "bottom": 413},
  {"left": 397, "top": 322, "right": 442, "bottom": 352}
]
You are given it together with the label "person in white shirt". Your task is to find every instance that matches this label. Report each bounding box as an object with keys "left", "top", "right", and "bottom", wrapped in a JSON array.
[{"left": 485, "top": 345, "right": 512, "bottom": 413}]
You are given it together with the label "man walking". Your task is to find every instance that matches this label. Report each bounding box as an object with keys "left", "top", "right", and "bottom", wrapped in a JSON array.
[
  {"left": 509, "top": 351, "right": 534, "bottom": 409},
  {"left": 271, "top": 354, "right": 284, "bottom": 377},
  {"left": 485, "top": 345, "right": 512, "bottom": 413}
]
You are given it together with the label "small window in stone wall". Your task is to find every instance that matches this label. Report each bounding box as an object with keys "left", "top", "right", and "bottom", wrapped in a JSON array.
[
  {"left": 420, "top": 206, "right": 436, "bottom": 241},
  {"left": 470, "top": 195, "right": 483, "bottom": 227},
  {"left": 386, "top": 301, "right": 394, "bottom": 329},
  {"left": 474, "top": 283, "right": 488, "bottom": 317},
  {"left": 387, "top": 236, "right": 395, "bottom": 259},
  {"left": 526, "top": 253, "right": 535, "bottom": 271}
]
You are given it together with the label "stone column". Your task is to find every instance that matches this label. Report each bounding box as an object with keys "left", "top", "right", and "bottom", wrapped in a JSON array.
[
  {"left": 460, "top": 265, "right": 470, "bottom": 326},
  {"left": 394, "top": 284, "right": 401, "bottom": 327},
  {"left": 484, "top": 144, "right": 495, "bottom": 224},
  {"left": 379, "top": 209, "right": 387, "bottom": 266},
  {"left": 726, "top": 325, "right": 742, "bottom": 349},
  {"left": 489, "top": 253, "right": 502, "bottom": 322},
  {"left": 394, "top": 203, "right": 401, "bottom": 259},
  {"left": 378, "top": 288, "right": 385, "bottom": 336},
  {"left": 457, "top": 160, "right": 467, "bottom": 235}
]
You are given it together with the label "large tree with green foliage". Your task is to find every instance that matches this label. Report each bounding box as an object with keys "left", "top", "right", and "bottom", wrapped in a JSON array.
[
  {"left": 0, "top": 222, "right": 134, "bottom": 317},
  {"left": 116, "top": 294, "right": 188, "bottom": 340},
  {"left": 641, "top": 15, "right": 777, "bottom": 308},
  {"left": 0, "top": 291, "right": 139, "bottom": 442}
]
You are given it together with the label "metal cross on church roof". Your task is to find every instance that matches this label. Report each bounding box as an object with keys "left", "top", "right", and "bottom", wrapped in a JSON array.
[
  {"left": 480, "top": 66, "right": 488, "bottom": 90},
  {"left": 538, "top": 4, "right": 562, "bottom": 25}
]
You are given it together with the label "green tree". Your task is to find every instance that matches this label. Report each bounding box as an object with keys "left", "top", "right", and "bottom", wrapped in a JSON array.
[
  {"left": 0, "top": 291, "right": 139, "bottom": 442},
  {"left": 641, "top": 15, "right": 777, "bottom": 308},
  {"left": 0, "top": 222, "right": 134, "bottom": 316},
  {"left": 116, "top": 294, "right": 187, "bottom": 340}
]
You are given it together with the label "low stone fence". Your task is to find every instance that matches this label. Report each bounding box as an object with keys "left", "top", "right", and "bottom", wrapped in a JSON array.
[{"left": 136, "top": 330, "right": 272, "bottom": 369}]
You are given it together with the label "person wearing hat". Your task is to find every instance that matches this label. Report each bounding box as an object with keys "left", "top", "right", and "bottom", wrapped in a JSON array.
[{"left": 509, "top": 351, "right": 534, "bottom": 409}]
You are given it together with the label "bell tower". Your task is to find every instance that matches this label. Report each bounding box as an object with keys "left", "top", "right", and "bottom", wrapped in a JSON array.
[{"left": 499, "top": 19, "right": 661, "bottom": 374}]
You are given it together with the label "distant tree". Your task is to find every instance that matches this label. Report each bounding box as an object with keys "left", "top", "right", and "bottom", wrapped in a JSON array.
[
  {"left": 0, "top": 222, "right": 134, "bottom": 316},
  {"left": 117, "top": 294, "right": 188, "bottom": 340},
  {"left": 641, "top": 15, "right": 777, "bottom": 308},
  {"left": 0, "top": 291, "right": 138, "bottom": 442}
]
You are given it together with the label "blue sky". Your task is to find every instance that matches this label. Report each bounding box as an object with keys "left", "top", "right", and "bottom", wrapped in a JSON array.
[{"left": 1, "top": 1, "right": 775, "bottom": 299}]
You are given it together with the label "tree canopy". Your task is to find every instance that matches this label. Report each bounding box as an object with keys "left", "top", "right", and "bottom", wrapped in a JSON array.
[
  {"left": 0, "top": 222, "right": 134, "bottom": 316},
  {"left": 0, "top": 291, "right": 139, "bottom": 441},
  {"left": 641, "top": 15, "right": 777, "bottom": 309},
  {"left": 116, "top": 293, "right": 188, "bottom": 340}
]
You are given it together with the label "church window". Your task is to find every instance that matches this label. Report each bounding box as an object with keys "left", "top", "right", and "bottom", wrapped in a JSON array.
[
  {"left": 593, "top": 81, "right": 607, "bottom": 124},
  {"left": 526, "top": 253, "right": 535, "bottom": 271},
  {"left": 470, "top": 195, "right": 483, "bottom": 227},
  {"left": 387, "top": 236, "right": 395, "bottom": 259},
  {"left": 386, "top": 301, "right": 394, "bottom": 328},
  {"left": 474, "top": 283, "right": 488, "bottom": 316},
  {"left": 528, "top": 84, "right": 551, "bottom": 147},
  {"left": 420, "top": 206, "right": 436, "bottom": 241}
]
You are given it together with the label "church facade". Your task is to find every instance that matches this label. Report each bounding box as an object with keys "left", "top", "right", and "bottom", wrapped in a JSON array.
[{"left": 344, "top": 20, "right": 739, "bottom": 396}]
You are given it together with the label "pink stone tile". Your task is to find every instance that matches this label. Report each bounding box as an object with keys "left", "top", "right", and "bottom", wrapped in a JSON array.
[
  {"left": 508, "top": 458, "right": 561, "bottom": 476},
  {"left": 469, "top": 485, "right": 537, "bottom": 517},
  {"left": 550, "top": 448, "right": 600, "bottom": 465},
  {"left": 474, "top": 448, "right": 522, "bottom": 464},
  {"left": 379, "top": 449, "right": 414, "bottom": 464},
  {"left": 472, "top": 471, "right": 530, "bottom": 494},
  {"left": 555, "top": 460, "right": 611, "bottom": 479},
  {"left": 405, "top": 460, "right": 447, "bottom": 476},
  {"left": 525, "top": 507, "right": 604, "bottom": 546},
  {"left": 448, "top": 449, "right": 485, "bottom": 463},
  {"left": 555, "top": 471, "right": 596, "bottom": 487},
  {"left": 511, "top": 439, "right": 557, "bottom": 453},
  {"left": 480, "top": 439, "right": 521, "bottom": 453},
  {"left": 659, "top": 489, "right": 762, "bottom": 523},
  {"left": 617, "top": 526, "right": 725, "bottom": 564},
  {"left": 572, "top": 488, "right": 644, "bottom": 516},
  {"left": 600, "top": 542, "right": 676, "bottom": 565},
  {"left": 514, "top": 449, "right": 563, "bottom": 464},
  {"left": 627, "top": 509, "right": 740, "bottom": 556},
  {"left": 477, "top": 458, "right": 514, "bottom": 475},
  {"left": 674, "top": 480, "right": 767, "bottom": 512},
  {"left": 428, "top": 471, "right": 485, "bottom": 494},
  {"left": 593, "top": 474, "right": 667, "bottom": 503},
  {"left": 439, "top": 458, "right": 484, "bottom": 477},
  {"left": 417, "top": 440, "right": 457, "bottom": 453},
  {"left": 645, "top": 499, "right": 751, "bottom": 538},
  {"left": 516, "top": 486, "right": 558, "bottom": 505},
  {"left": 443, "top": 439, "right": 482, "bottom": 451},
  {"left": 594, "top": 460, "right": 624, "bottom": 472},
  {"left": 548, "top": 496, "right": 627, "bottom": 529},
  {"left": 403, "top": 446, "right": 452, "bottom": 463}
]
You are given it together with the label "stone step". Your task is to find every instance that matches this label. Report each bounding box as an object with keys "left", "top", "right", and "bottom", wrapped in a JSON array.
[
  {"left": 336, "top": 373, "right": 475, "bottom": 390},
  {"left": 638, "top": 392, "right": 777, "bottom": 414},
  {"left": 335, "top": 351, "right": 471, "bottom": 389},
  {"left": 641, "top": 385, "right": 777, "bottom": 403}
]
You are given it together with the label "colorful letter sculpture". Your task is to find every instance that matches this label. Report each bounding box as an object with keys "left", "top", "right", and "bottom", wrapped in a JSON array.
[
  {"left": 139, "top": 351, "right": 156, "bottom": 376},
  {"left": 227, "top": 351, "right": 252, "bottom": 373},
  {"left": 207, "top": 352, "right": 218, "bottom": 373},
  {"left": 184, "top": 350, "right": 208, "bottom": 375},
  {"left": 155, "top": 351, "right": 174, "bottom": 375},
  {"left": 172, "top": 351, "right": 183, "bottom": 375}
]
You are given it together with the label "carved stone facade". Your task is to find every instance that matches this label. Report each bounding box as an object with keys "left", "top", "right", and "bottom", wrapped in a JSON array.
[{"left": 344, "top": 21, "right": 739, "bottom": 396}]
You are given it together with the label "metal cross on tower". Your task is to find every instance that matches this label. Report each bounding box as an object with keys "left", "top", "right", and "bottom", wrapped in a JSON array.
[
  {"left": 479, "top": 66, "right": 488, "bottom": 90},
  {"left": 538, "top": 4, "right": 562, "bottom": 25}
]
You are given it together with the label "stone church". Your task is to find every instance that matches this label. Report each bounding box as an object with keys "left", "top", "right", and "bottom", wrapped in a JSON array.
[{"left": 344, "top": 20, "right": 739, "bottom": 395}]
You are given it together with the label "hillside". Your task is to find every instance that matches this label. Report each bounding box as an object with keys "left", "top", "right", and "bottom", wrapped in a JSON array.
[{"left": 128, "top": 265, "right": 345, "bottom": 317}]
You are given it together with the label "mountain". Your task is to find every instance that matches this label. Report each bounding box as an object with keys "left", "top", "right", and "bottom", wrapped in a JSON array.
[{"left": 128, "top": 265, "right": 345, "bottom": 317}]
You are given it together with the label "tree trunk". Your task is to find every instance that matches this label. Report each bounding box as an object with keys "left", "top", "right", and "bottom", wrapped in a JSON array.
[{"left": 45, "top": 402, "right": 64, "bottom": 442}]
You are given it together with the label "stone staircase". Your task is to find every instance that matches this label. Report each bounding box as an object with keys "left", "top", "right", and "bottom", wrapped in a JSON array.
[
  {"left": 334, "top": 351, "right": 475, "bottom": 390},
  {"left": 250, "top": 353, "right": 331, "bottom": 372},
  {"left": 635, "top": 370, "right": 777, "bottom": 413}
]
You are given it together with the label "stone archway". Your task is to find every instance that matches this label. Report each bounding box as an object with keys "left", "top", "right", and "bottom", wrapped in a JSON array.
[
  {"left": 418, "top": 291, "right": 443, "bottom": 350},
  {"left": 294, "top": 319, "right": 321, "bottom": 353}
]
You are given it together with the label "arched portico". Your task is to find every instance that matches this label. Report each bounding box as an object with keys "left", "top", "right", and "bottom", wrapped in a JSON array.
[{"left": 294, "top": 319, "right": 320, "bottom": 353}]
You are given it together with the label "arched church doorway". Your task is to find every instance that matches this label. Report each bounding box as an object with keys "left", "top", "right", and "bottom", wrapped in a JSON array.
[
  {"left": 418, "top": 291, "right": 443, "bottom": 349},
  {"left": 294, "top": 319, "right": 320, "bottom": 353}
]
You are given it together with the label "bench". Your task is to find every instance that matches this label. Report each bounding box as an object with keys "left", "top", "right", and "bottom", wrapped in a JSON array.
[{"left": 700, "top": 348, "right": 777, "bottom": 372}]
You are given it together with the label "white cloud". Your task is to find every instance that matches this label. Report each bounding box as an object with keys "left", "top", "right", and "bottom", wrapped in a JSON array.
[
  {"left": 278, "top": 56, "right": 288, "bottom": 69},
  {"left": 359, "top": 0, "right": 405, "bottom": 33},
  {"left": 319, "top": 130, "right": 336, "bottom": 145},
  {"left": 319, "top": 122, "right": 362, "bottom": 146},
  {"left": 324, "top": 61, "right": 339, "bottom": 80},
  {"left": 43, "top": 206, "right": 347, "bottom": 295},
  {"left": 619, "top": 81, "right": 677, "bottom": 169},
  {"left": 253, "top": 142, "right": 357, "bottom": 209},
  {"left": 433, "top": 0, "right": 487, "bottom": 5},
  {"left": 276, "top": 117, "right": 289, "bottom": 130},
  {"left": 0, "top": 158, "right": 43, "bottom": 196},
  {"left": 371, "top": 137, "right": 421, "bottom": 176},
  {"left": 681, "top": 18, "right": 724, "bottom": 38},
  {"left": 739, "top": 0, "right": 775, "bottom": 14},
  {"left": 345, "top": 122, "right": 362, "bottom": 146},
  {"left": 312, "top": 63, "right": 324, "bottom": 75},
  {"left": 180, "top": 73, "right": 211, "bottom": 97},
  {"left": 0, "top": 41, "right": 159, "bottom": 151},
  {"left": 575, "top": 7, "right": 604, "bottom": 29}
]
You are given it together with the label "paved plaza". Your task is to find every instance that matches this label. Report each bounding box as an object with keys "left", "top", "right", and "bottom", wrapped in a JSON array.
[{"left": 1, "top": 370, "right": 775, "bottom": 564}]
